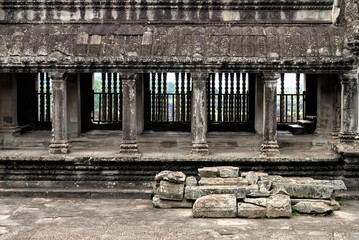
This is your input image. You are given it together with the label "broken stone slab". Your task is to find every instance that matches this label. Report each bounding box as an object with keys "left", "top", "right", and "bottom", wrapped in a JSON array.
[
  {"left": 272, "top": 182, "right": 334, "bottom": 199},
  {"left": 192, "top": 194, "right": 237, "bottom": 218},
  {"left": 247, "top": 190, "right": 271, "bottom": 198},
  {"left": 186, "top": 176, "right": 198, "bottom": 186},
  {"left": 238, "top": 203, "right": 267, "bottom": 218},
  {"left": 152, "top": 195, "right": 193, "bottom": 209},
  {"left": 259, "top": 175, "right": 283, "bottom": 182},
  {"left": 185, "top": 185, "right": 258, "bottom": 200},
  {"left": 245, "top": 171, "right": 259, "bottom": 185},
  {"left": 304, "top": 180, "right": 347, "bottom": 191},
  {"left": 158, "top": 181, "right": 184, "bottom": 201},
  {"left": 198, "top": 167, "right": 239, "bottom": 178},
  {"left": 241, "top": 172, "right": 268, "bottom": 178},
  {"left": 271, "top": 186, "right": 289, "bottom": 196},
  {"left": 290, "top": 199, "right": 341, "bottom": 210},
  {"left": 199, "top": 177, "right": 248, "bottom": 186},
  {"left": 266, "top": 194, "right": 292, "bottom": 218},
  {"left": 258, "top": 180, "right": 272, "bottom": 192},
  {"left": 293, "top": 201, "right": 333, "bottom": 214},
  {"left": 155, "top": 170, "right": 186, "bottom": 184},
  {"left": 244, "top": 198, "right": 267, "bottom": 207},
  {"left": 282, "top": 177, "right": 314, "bottom": 183}
]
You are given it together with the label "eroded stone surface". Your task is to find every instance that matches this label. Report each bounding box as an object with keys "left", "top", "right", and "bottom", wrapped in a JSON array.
[
  {"left": 193, "top": 194, "right": 237, "bottom": 218},
  {"left": 155, "top": 170, "right": 186, "bottom": 184},
  {"left": 272, "top": 183, "right": 334, "bottom": 199},
  {"left": 293, "top": 201, "right": 333, "bottom": 214},
  {"left": 198, "top": 167, "right": 239, "bottom": 178},
  {"left": 199, "top": 177, "right": 248, "bottom": 186},
  {"left": 259, "top": 180, "right": 272, "bottom": 191},
  {"left": 185, "top": 185, "right": 258, "bottom": 200},
  {"left": 186, "top": 176, "right": 198, "bottom": 187},
  {"left": 238, "top": 203, "right": 267, "bottom": 218},
  {"left": 158, "top": 181, "right": 184, "bottom": 201},
  {"left": 245, "top": 171, "right": 259, "bottom": 185},
  {"left": 152, "top": 195, "right": 193, "bottom": 209},
  {"left": 266, "top": 194, "right": 292, "bottom": 218},
  {"left": 244, "top": 198, "right": 268, "bottom": 207}
]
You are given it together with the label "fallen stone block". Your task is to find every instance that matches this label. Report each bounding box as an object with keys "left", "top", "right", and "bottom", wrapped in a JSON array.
[
  {"left": 244, "top": 198, "right": 267, "bottom": 207},
  {"left": 193, "top": 194, "right": 237, "bottom": 218},
  {"left": 152, "top": 195, "right": 193, "bottom": 209},
  {"left": 293, "top": 201, "right": 333, "bottom": 214},
  {"left": 245, "top": 171, "right": 259, "bottom": 185},
  {"left": 305, "top": 180, "right": 347, "bottom": 191},
  {"left": 199, "top": 177, "right": 248, "bottom": 186},
  {"left": 155, "top": 170, "right": 186, "bottom": 184},
  {"left": 198, "top": 167, "right": 239, "bottom": 178},
  {"left": 272, "top": 182, "right": 334, "bottom": 199},
  {"left": 247, "top": 190, "right": 271, "bottom": 198},
  {"left": 259, "top": 175, "right": 283, "bottom": 182},
  {"left": 238, "top": 203, "right": 267, "bottom": 218},
  {"left": 186, "top": 176, "right": 198, "bottom": 186},
  {"left": 258, "top": 180, "right": 272, "bottom": 192},
  {"left": 282, "top": 177, "right": 314, "bottom": 183},
  {"left": 290, "top": 199, "right": 340, "bottom": 210},
  {"left": 158, "top": 180, "right": 184, "bottom": 201},
  {"left": 266, "top": 194, "right": 292, "bottom": 218},
  {"left": 185, "top": 185, "right": 258, "bottom": 200}
]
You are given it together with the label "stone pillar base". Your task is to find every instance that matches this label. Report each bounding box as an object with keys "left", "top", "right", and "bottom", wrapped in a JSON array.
[
  {"left": 120, "top": 140, "right": 140, "bottom": 154},
  {"left": 0, "top": 125, "right": 21, "bottom": 137},
  {"left": 261, "top": 141, "right": 280, "bottom": 156},
  {"left": 49, "top": 141, "right": 69, "bottom": 154},
  {"left": 339, "top": 132, "right": 357, "bottom": 143},
  {"left": 191, "top": 143, "right": 209, "bottom": 155}
]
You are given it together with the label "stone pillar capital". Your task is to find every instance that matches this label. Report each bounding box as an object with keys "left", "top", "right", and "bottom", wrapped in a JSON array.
[
  {"left": 262, "top": 72, "right": 281, "bottom": 83},
  {"left": 48, "top": 71, "right": 66, "bottom": 82},
  {"left": 339, "top": 68, "right": 358, "bottom": 84},
  {"left": 121, "top": 72, "right": 138, "bottom": 81},
  {"left": 191, "top": 72, "right": 209, "bottom": 81}
]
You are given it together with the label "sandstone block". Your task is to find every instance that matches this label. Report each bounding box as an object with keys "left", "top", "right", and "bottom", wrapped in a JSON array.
[
  {"left": 155, "top": 170, "right": 186, "bottom": 184},
  {"left": 258, "top": 180, "right": 272, "bottom": 191},
  {"left": 244, "top": 198, "right": 267, "bottom": 207},
  {"left": 259, "top": 175, "right": 283, "bottom": 182},
  {"left": 193, "top": 194, "right": 237, "bottom": 218},
  {"left": 293, "top": 201, "right": 332, "bottom": 214},
  {"left": 245, "top": 171, "right": 259, "bottom": 185},
  {"left": 291, "top": 199, "right": 340, "bottom": 210},
  {"left": 185, "top": 185, "right": 258, "bottom": 200},
  {"left": 186, "top": 176, "right": 198, "bottom": 186},
  {"left": 238, "top": 203, "right": 267, "bottom": 218},
  {"left": 198, "top": 167, "right": 239, "bottom": 178},
  {"left": 241, "top": 172, "right": 268, "bottom": 178},
  {"left": 266, "top": 194, "right": 292, "bottom": 218},
  {"left": 305, "top": 180, "right": 347, "bottom": 191},
  {"left": 247, "top": 190, "right": 271, "bottom": 198},
  {"left": 199, "top": 177, "right": 248, "bottom": 186},
  {"left": 272, "top": 182, "right": 334, "bottom": 199},
  {"left": 158, "top": 181, "right": 184, "bottom": 201},
  {"left": 152, "top": 195, "right": 193, "bottom": 209}
]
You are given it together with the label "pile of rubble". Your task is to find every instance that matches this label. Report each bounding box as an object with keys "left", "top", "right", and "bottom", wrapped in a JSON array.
[{"left": 152, "top": 166, "right": 347, "bottom": 218}]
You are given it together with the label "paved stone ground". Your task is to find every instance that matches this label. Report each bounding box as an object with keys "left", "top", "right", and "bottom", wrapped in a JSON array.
[{"left": 0, "top": 198, "right": 358, "bottom": 240}]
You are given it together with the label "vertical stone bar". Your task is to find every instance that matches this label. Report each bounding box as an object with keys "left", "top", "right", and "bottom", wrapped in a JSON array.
[
  {"left": 120, "top": 72, "right": 140, "bottom": 154},
  {"left": 339, "top": 68, "right": 358, "bottom": 142},
  {"left": 261, "top": 72, "right": 280, "bottom": 156},
  {"left": 191, "top": 72, "right": 209, "bottom": 155},
  {"left": 49, "top": 71, "right": 69, "bottom": 154}
]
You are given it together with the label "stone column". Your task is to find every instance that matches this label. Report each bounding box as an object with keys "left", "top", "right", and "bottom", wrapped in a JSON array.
[
  {"left": 120, "top": 72, "right": 140, "bottom": 154},
  {"left": 49, "top": 71, "right": 69, "bottom": 154},
  {"left": 261, "top": 72, "right": 280, "bottom": 155},
  {"left": 0, "top": 73, "right": 21, "bottom": 146},
  {"left": 191, "top": 72, "right": 209, "bottom": 155},
  {"left": 339, "top": 68, "right": 358, "bottom": 142}
]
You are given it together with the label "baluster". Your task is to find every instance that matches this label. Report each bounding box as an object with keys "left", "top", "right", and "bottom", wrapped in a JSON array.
[
  {"left": 211, "top": 73, "right": 215, "bottom": 122},
  {"left": 296, "top": 73, "right": 300, "bottom": 121},
  {"left": 242, "top": 73, "right": 247, "bottom": 121},
  {"left": 163, "top": 72, "right": 167, "bottom": 122},
  {"left": 280, "top": 73, "right": 285, "bottom": 123},
  {"left": 186, "top": 73, "right": 191, "bottom": 122},
  {"left": 157, "top": 73, "right": 162, "bottom": 122},
  {"left": 236, "top": 73, "right": 240, "bottom": 122},
  {"left": 101, "top": 73, "right": 106, "bottom": 122},
  {"left": 39, "top": 72, "right": 45, "bottom": 122},
  {"left": 218, "top": 73, "right": 223, "bottom": 122},
  {"left": 181, "top": 72, "right": 185, "bottom": 122},
  {"left": 46, "top": 73, "right": 51, "bottom": 122},
  {"left": 207, "top": 74, "right": 211, "bottom": 122},
  {"left": 175, "top": 73, "right": 180, "bottom": 122},
  {"left": 107, "top": 73, "right": 112, "bottom": 122},
  {"left": 113, "top": 73, "right": 118, "bottom": 122},
  {"left": 119, "top": 74, "right": 123, "bottom": 121},
  {"left": 151, "top": 73, "right": 156, "bottom": 122},
  {"left": 224, "top": 73, "right": 228, "bottom": 122},
  {"left": 230, "top": 73, "right": 234, "bottom": 122}
]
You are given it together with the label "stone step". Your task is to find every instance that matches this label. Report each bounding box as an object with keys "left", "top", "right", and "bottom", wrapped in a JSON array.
[
  {"left": 288, "top": 124, "right": 306, "bottom": 135},
  {"left": 0, "top": 188, "right": 153, "bottom": 199}
]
